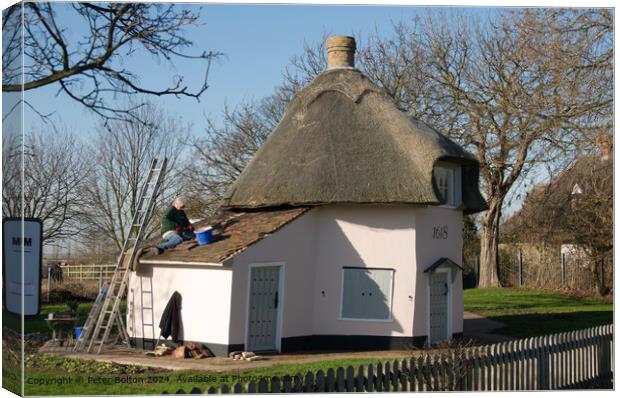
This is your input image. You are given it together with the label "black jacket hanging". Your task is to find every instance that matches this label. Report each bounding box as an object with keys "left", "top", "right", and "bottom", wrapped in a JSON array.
[{"left": 158, "top": 291, "right": 182, "bottom": 342}]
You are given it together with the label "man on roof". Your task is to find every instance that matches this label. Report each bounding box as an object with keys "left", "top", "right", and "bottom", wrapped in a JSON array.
[{"left": 155, "top": 197, "right": 195, "bottom": 254}]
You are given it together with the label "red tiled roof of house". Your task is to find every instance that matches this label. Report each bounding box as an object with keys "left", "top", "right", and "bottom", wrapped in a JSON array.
[{"left": 138, "top": 207, "right": 310, "bottom": 265}]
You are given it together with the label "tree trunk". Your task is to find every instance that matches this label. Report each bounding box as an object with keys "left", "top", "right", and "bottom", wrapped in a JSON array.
[
  {"left": 591, "top": 258, "right": 610, "bottom": 296},
  {"left": 478, "top": 200, "right": 502, "bottom": 288}
]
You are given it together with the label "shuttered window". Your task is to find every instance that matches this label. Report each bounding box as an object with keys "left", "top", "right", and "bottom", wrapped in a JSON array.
[{"left": 341, "top": 268, "right": 394, "bottom": 320}]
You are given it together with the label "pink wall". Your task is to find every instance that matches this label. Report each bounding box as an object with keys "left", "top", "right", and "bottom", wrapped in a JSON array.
[
  {"left": 229, "top": 210, "right": 318, "bottom": 345},
  {"left": 311, "top": 205, "right": 416, "bottom": 337},
  {"left": 129, "top": 204, "right": 464, "bottom": 350},
  {"left": 412, "top": 206, "right": 464, "bottom": 335}
]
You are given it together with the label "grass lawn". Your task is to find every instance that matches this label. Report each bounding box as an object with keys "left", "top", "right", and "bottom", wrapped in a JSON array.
[
  {"left": 17, "top": 355, "right": 388, "bottom": 395},
  {"left": 2, "top": 289, "right": 613, "bottom": 395},
  {"left": 464, "top": 288, "right": 613, "bottom": 338}
]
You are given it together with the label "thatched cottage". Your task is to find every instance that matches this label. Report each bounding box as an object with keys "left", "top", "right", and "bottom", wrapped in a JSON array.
[{"left": 128, "top": 36, "right": 487, "bottom": 356}]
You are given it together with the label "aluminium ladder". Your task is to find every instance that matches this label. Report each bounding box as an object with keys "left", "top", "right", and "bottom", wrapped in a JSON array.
[{"left": 74, "top": 158, "right": 168, "bottom": 354}]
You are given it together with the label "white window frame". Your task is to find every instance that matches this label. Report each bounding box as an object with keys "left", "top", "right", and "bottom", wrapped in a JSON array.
[
  {"left": 339, "top": 267, "right": 395, "bottom": 322},
  {"left": 434, "top": 161, "right": 462, "bottom": 208}
]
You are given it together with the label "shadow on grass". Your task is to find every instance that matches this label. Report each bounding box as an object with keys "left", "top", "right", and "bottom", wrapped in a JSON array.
[{"left": 488, "top": 311, "right": 613, "bottom": 338}]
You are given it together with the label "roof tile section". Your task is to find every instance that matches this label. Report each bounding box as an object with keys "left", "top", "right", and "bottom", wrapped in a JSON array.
[{"left": 139, "top": 207, "right": 309, "bottom": 264}]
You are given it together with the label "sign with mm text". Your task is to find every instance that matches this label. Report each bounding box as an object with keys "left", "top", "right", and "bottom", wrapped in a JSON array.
[{"left": 2, "top": 218, "right": 42, "bottom": 316}]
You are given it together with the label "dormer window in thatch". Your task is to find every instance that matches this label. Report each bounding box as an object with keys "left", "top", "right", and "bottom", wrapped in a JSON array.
[{"left": 434, "top": 161, "right": 462, "bottom": 208}]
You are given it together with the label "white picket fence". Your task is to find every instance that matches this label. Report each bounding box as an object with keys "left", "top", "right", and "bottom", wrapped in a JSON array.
[
  {"left": 59, "top": 264, "right": 116, "bottom": 281},
  {"left": 164, "top": 324, "right": 613, "bottom": 394}
]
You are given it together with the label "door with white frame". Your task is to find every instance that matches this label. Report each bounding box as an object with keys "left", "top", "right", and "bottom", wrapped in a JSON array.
[
  {"left": 246, "top": 264, "right": 283, "bottom": 352},
  {"left": 428, "top": 270, "right": 451, "bottom": 344}
]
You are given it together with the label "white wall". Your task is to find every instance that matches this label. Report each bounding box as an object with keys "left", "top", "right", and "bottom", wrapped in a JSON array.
[{"left": 127, "top": 264, "right": 233, "bottom": 345}]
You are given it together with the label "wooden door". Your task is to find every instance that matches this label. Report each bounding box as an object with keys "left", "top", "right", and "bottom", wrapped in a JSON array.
[
  {"left": 429, "top": 272, "right": 449, "bottom": 344},
  {"left": 247, "top": 266, "right": 281, "bottom": 352}
]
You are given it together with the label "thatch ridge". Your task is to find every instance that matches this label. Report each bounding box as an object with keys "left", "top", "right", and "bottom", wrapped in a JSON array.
[{"left": 223, "top": 68, "right": 487, "bottom": 213}]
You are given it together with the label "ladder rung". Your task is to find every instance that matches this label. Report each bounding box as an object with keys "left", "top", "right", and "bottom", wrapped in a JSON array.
[
  {"left": 143, "top": 323, "right": 154, "bottom": 326},
  {"left": 142, "top": 307, "right": 153, "bottom": 310}
]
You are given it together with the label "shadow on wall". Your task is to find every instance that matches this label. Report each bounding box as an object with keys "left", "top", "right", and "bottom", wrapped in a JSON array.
[{"left": 319, "top": 209, "right": 407, "bottom": 336}]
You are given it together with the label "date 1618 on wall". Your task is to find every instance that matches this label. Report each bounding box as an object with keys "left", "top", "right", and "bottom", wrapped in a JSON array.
[{"left": 432, "top": 225, "right": 448, "bottom": 240}]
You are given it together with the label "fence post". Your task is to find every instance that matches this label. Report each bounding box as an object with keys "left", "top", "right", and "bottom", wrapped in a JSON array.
[
  {"left": 99, "top": 268, "right": 103, "bottom": 292},
  {"left": 476, "top": 255, "right": 480, "bottom": 287},
  {"left": 561, "top": 253, "right": 566, "bottom": 288},
  {"left": 518, "top": 250, "right": 523, "bottom": 287},
  {"left": 46, "top": 267, "right": 51, "bottom": 303}
]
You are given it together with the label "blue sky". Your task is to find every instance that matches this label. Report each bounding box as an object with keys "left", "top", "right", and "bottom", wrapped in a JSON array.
[
  {"left": 18, "top": 2, "right": 533, "bottom": 216},
  {"left": 23, "top": 3, "right": 498, "bottom": 137}
]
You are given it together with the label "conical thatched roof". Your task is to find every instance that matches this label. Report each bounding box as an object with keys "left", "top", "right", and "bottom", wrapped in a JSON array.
[{"left": 222, "top": 61, "right": 487, "bottom": 213}]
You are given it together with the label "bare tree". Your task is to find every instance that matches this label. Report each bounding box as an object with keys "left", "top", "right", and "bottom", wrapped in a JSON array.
[
  {"left": 184, "top": 92, "right": 287, "bottom": 216},
  {"left": 274, "top": 11, "right": 611, "bottom": 287},
  {"left": 2, "top": 2, "right": 220, "bottom": 123},
  {"left": 83, "top": 100, "right": 190, "bottom": 250},
  {"left": 189, "top": 10, "right": 611, "bottom": 286},
  {"left": 422, "top": 10, "right": 612, "bottom": 287},
  {"left": 2, "top": 129, "right": 90, "bottom": 243}
]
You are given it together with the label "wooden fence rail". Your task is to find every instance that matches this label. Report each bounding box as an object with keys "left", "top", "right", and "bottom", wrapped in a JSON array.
[
  {"left": 163, "top": 324, "right": 613, "bottom": 394},
  {"left": 58, "top": 264, "right": 116, "bottom": 281}
]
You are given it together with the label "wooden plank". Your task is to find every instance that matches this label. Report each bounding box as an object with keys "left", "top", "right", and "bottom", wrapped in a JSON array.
[
  {"left": 294, "top": 373, "right": 303, "bottom": 393},
  {"left": 444, "top": 353, "right": 453, "bottom": 391},
  {"left": 246, "top": 382, "right": 256, "bottom": 394},
  {"left": 498, "top": 343, "right": 505, "bottom": 391},
  {"left": 356, "top": 366, "right": 364, "bottom": 392},
  {"left": 326, "top": 368, "right": 335, "bottom": 392},
  {"left": 302, "top": 372, "right": 313, "bottom": 393},
  {"left": 568, "top": 330, "right": 576, "bottom": 388},
  {"left": 258, "top": 379, "right": 268, "bottom": 393},
  {"left": 316, "top": 370, "right": 325, "bottom": 392},
  {"left": 283, "top": 375, "right": 292, "bottom": 393},
  {"left": 382, "top": 360, "right": 390, "bottom": 391},
  {"left": 376, "top": 361, "right": 384, "bottom": 392},
  {"left": 400, "top": 359, "right": 408, "bottom": 391},
  {"left": 431, "top": 354, "right": 440, "bottom": 391},
  {"left": 392, "top": 359, "right": 400, "bottom": 391},
  {"left": 424, "top": 354, "right": 432, "bottom": 391},
  {"left": 345, "top": 366, "right": 355, "bottom": 392},
  {"left": 366, "top": 364, "right": 374, "bottom": 392},
  {"left": 472, "top": 347, "right": 480, "bottom": 392},
  {"left": 336, "top": 367, "right": 345, "bottom": 392},
  {"left": 271, "top": 376, "right": 280, "bottom": 393},
  {"left": 416, "top": 356, "right": 425, "bottom": 392},
  {"left": 409, "top": 358, "right": 417, "bottom": 392}
]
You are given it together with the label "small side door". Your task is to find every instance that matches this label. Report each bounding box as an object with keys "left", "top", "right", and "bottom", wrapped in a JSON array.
[
  {"left": 247, "top": 265, "right": 281, "bottom": 352},
  {"left": 429, "top": 271, "right": 449, "bottom": 344}
]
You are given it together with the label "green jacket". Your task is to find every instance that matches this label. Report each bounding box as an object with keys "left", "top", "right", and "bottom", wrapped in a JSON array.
[{"left": 160, "top": 206, "right": 190, "bottom": 236}]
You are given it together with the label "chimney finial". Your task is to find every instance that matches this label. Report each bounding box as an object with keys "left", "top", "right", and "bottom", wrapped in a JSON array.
[{"left": 326, "top": 36, "right": 356, "bottom": 69}]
